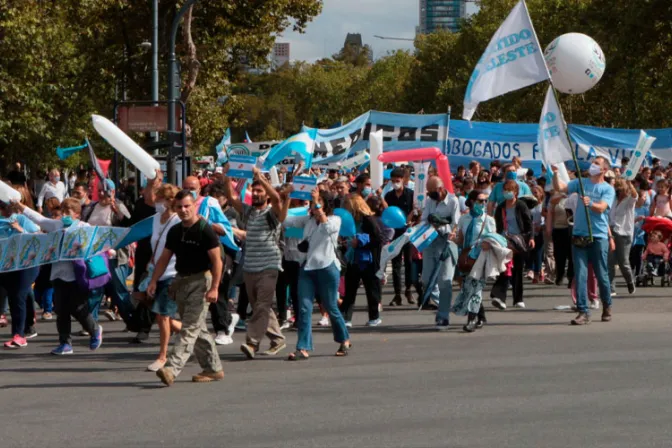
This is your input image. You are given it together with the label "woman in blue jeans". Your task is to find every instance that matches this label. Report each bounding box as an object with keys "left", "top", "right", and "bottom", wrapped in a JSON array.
[{"left": 283, "top": 188, "right": 351, "bottom": 360}]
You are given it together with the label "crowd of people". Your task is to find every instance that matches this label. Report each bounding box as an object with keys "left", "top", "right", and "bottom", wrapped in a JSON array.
[{"left": 0, "top": 153, "right": 666, "bottom": 386}]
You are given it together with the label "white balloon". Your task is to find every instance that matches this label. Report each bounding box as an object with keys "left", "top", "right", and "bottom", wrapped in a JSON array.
[
  {"left": 369, "top": 130, "right": 384, "bottom": 190},
  {"left": 0, "top": 180, "right": 21, "bottom": 204},
  {"left": 544, "top": 33, "right": 606, "bottom": 94},
  {"left": 91, "top": 114, "right": 160, "bottom": 179}
]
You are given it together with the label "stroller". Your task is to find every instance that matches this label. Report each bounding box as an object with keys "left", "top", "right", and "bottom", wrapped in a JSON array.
[{"left": 638, "top": 217, "right": 672, "bottom": 287}]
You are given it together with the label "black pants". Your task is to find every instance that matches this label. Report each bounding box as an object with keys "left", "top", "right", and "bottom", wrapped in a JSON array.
[
  {"left": 490, "top": 252, "right": 525, "bottom": 305},
  {"left": 552, "top": 228, "right": 574, "bottom": 284},
  {"left": 128, "top": 251, "right": 156, "bottom": 334},
  {"left": 340, "top": 263, "right": 381, "bottom": 322},
  {"left": 53, "top": 280, "right": 98, "bottom": 345},
  {"left": 276, "top": 259, "right": 300, "bottom": 322},
  {"left": 236, "top": 279, "right": 249, "bottom": 318},
  {"left": 630, "top": 244, "right": 645, "bottom": 277},
  {"left": 209, "top": 269, "right": 232, "bottom": 334},
  {"left": 391, "top": 243, "right": 413, "bottom": 296}
]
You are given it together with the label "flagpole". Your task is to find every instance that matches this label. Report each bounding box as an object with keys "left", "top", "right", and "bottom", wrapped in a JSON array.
[{"left": 549, "top": 83, "right": 593, "bottom": 242}]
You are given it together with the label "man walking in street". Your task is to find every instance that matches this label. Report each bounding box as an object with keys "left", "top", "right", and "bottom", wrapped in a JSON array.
[
  {"left": 148, "top": 190, "right": 224, "bottom": 386},
  {"left": 224, "top": 167, "right": 288, "bottom": 359}
]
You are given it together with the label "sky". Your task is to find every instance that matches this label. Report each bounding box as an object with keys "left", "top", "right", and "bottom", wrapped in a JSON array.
[{"left": 281, "top": 0, "right": 478, "bottom": 62}]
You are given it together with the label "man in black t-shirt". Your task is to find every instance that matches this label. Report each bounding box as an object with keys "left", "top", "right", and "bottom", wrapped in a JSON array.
[
  {"left": 384, "top": 168, "right": 418, "bottom": 306},
  {"left": 6, "top": 162, "right": 27, "bottom": 186},
  {"left": 147, "top": 190, "right": 224, "bottom": 386}
]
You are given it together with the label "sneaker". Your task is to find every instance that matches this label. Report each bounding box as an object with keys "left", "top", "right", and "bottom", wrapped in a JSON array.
[
  {"left": 78, "top": 330, "right": 90, "bottom": 336},
  {"left": 235, "top": 320, "right": 247, "bottom": 331},
  {"left": 42, "top": 312, "right": 53, "bottom": 321},
  {"left": 262, "top": 342, "right": 286, "bottom": 356},
  {"left": 366, "top": 318, "right": 382, "bottom": 327},
  {"left": 388, "top": 295, "right": 403, "bottom": 307},
  {"left": 24, "top": 328, "right": 38, "bottom": 339},
  {"left": 543, "top": 277, "right": 554, "bottom": 285},
  {"left": 601, "top": 306, "right": 612, "bottom": 322},
  {"left": 4, "top": 335, "right": 27, "bottom": 349},
  {"left": 156, "top": 367, "right": 175, "bottom": 386},
  {"left": 627, "top": 283, "right": 636, "bottom": 295},
  {"left": 240, "top": 343, "right": 257, "bottom": 359},
  {"left": 317, "top": 316, "right": 330, "bottom": 327},
  {"left": 132, "top": 332, "right": 149, "bottom": 344},
  {"left": 0, "top": 314, "right": 7, "bottom": 327},
  {"left": 89, "top": 325, "right": 103, "bottom": 351},
  {"left": 345, "top": 321, "right": 353, "bottom": 328},
  {"left": 228, "top": 313, "right": 240, "bottom": 336},
  {"left": 514, "top": 302, "right": 526, "bottom": 309},
  {"left": 102, "top": 310, "right": 116, "bottom": 321},
  {"left": 589, "top": 300, "right": 600, "bottom": 310},
  {"left": 214, "top": 332, "right": 233, "bottom": 346},
  {"left": 147, "top": 359, "right": 166, "bottom": 372},
  {"left": 279, "top": 320, "right": 291, "bottom": 330},
  {"left": 435, "top": 319, "right": 450, "bottom": 331},
  {"left": 192, "top": 370, "right": 225, "bottom": 383},
  {"left": 491, "top": 298, "right": 507, "bottom": 310},
  {"left": 571, "top": 313, "right": 591, "bottom": 326},
  {"left": 405, "top": 289, "right": 416, "bottom": 305},
  {"left": 51, "top": 343, "right": 74, "bottom": 355},
  {"left": 610, "top": 291, "right": 617, "bottom": 297}
]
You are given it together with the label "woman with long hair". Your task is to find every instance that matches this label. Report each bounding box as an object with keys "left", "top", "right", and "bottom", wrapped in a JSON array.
[
  {"left": 145, "top": 184, "right": 183, "bottom": 372},
  {"left": 339, "top": 193, "right": 384, "bottom": 327},
  {"left": 283, "top": 189, "right": 351, "bottom": 360}
]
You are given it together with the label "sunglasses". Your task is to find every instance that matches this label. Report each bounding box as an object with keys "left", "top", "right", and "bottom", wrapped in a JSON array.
[{"left": 475, "top": 198, "right": 487, "bottom": 204}]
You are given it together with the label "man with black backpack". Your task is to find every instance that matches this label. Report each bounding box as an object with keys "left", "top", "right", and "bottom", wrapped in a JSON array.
[{"left": 223, "top": 167, "right": 289, "bottom": 360}]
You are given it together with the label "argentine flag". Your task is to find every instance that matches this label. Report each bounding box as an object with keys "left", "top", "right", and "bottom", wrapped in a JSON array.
[
  {"left": 409, "top": 223, "right": 438, "bottom": 252},
  {"left": 216, "top": 129, "right": 231, "bottom": 166},
  {"left": 263, "top": 129, "right": 318, "bottom": 169}
]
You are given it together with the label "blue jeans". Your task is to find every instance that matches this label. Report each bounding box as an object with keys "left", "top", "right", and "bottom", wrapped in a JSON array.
[
  {"left": 35, "top": 287, "right": 54, "bottom": 313},
  {"left": 104, "top": 259, "right": 133, "bottom": 325},
  {"left": 3, "top": 267, "right": 39, "bottom": 337},
  {"left": 573, "top": 237, "right": 612, "bottom": 314},
  {"left": 421, "top": 240, "right": 457, "bottom": 322},
  {"left": 88, "top": 287, "right": 106, "bottom": 321},
  {"left": 297, "top": 263, "right": 349, "bottom": 351}
]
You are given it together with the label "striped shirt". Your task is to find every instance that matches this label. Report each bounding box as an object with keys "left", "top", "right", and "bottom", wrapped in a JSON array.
[{"left": 242, "top": 205, "right": 282, "bottom": 273}]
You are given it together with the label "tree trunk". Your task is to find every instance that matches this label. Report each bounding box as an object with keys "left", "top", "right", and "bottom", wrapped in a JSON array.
[{"left": 180, "top": 5, "right": 200, "bottom": 105}]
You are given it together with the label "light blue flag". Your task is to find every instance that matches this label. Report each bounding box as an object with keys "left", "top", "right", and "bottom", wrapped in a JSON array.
[
  {"left": 216, "top": 129, "right": 231, "bottom": 165},
  {"left": 245, "top": 130, "right": 253, "bottom": 143},
  {"left": 56, "top": 142, "right": 87, "bottom": 160},
  {"left": 263, "top": 129, "right": 318, "bottom": 169}
]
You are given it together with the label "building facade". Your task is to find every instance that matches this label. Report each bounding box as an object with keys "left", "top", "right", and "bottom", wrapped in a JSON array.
[
  {"left": 272, "top": 42, "right": 290, "bottom": 69},
  {"left": 418, "top": 0, "right": 466, "bottom": 34}
]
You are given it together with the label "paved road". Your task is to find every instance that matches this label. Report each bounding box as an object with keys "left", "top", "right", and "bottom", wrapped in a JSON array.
[{"left": 2, "top": 280, "right": 672, "bottom": 448}]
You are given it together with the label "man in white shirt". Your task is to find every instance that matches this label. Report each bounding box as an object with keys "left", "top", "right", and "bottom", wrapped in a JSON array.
[{"left": 37, "top": 169, "right": 67, "bottom": 214}]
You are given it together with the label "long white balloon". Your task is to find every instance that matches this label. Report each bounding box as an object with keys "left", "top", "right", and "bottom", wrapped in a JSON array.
[
  {"left": 369, "top": 130, "right": 384, "bottom": 190},
  {"left": 91, "top": 114, "right": 160, "bottom": 179},
  {"left": 0, "top": 179, "right": 21, "bottom": 203}
]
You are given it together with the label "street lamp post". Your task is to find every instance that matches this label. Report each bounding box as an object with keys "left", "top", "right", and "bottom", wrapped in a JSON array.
[
  {"left": 152, "top": 0, "right": 159, "bottom": 145},
  {"left": 167, "top": 0, "right": 199, "bottom": 184}
]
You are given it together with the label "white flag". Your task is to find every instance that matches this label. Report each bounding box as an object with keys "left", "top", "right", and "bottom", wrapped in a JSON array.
[
  {"left": 623, "top": 131, "right": 656, "bottom": 180},
  {"left": 538, "top": 86, "right": 572, "bottom": 183},
  {"left": 463, "top": 0, "right": 549, "bottom": 120}
]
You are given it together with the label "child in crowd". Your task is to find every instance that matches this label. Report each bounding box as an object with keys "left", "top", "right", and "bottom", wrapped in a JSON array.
[{"left": 650, "top": 180, "right": 672, "bottom": 217}]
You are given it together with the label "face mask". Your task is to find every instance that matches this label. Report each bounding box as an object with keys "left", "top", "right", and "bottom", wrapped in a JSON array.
[
  {"left": 190, "top": 191, "right": 198, "bottom": 200},
  {"left": 503, "top": 191, "right": 515, "bottom": 201},
  {"left": 155, "top": 202, "right": 166, "bottom": 214},
  {"left": 589, "top": 164, "right": 603, "bottom": 176},
  {"left": 361, "top": 187, "right": 372, "bottom": 198},
  {"left": 471, "top": 203, "right": 485, "bottom": 216},
  {"left": 655, "top": 176, "right": 664, "bottom": 182},
  {"left": 428, "top": 191, "right": 441, "bottom": 201},
  {"left": 61, "top": 216, "right": 74, "bottom": 227},
  {"left": 79, "top": 198, "right": 86, "bottom": 205},
  {"left": 393, "top": 182, "right": 403, "bottom": 190},
  {"left": 53, "top": 176, "right": 60, "bottom": 183},
  {"left": 505, "top": 171, "right": 517, "bottom": 181}
]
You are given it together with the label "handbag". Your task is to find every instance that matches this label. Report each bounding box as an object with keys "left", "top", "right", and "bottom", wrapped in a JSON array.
[
  {"left": 502, "top": 206, "right": 528, "bottom": 254},
  {"left": 458, "top": 217, "right": 486, "bottom": 273},
  {"left": 572, "top": 235, "right": 592, "bottom": 248}
]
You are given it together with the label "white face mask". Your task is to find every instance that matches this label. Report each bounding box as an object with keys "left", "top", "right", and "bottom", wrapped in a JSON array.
[
  {"left": 589, "top": 164, "right": 603, "bottom": 176},
  {"left": 155, "top": 202, "right": 166, "bottom": 214},
  {"left": 393, "top": 182, "right": 403, "bottom": 190}
]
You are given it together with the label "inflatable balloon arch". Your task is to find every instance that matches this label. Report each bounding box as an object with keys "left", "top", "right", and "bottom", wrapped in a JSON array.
[{"left": 376, "top": 147, "right": 454, "bottom": 194}]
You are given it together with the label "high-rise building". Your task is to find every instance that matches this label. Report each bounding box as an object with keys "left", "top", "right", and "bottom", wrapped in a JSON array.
[
  {"left": 272, "top": 42, "right": 290, "bottom": 69},
  {"left": 418, "top": 0, "right": 466, "bottom": 34}
]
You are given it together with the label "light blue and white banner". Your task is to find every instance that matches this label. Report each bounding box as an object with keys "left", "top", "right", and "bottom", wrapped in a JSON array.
[
  {"left": 409, "top": 223, "right": 438, "bottom": 253},
  {"left": 228, "top": 155, "right": 257, "bottom": 179},
  {"left": 623, "top": 131, "right": 656, "bottom": 180},
  {"left": 290, "top": 176, "right": 318, "bottom": 200}
]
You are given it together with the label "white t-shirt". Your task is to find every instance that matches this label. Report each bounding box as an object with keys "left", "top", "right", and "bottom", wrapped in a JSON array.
[{"left": 151, "top": 213, "right": 180, "bottom": 281}]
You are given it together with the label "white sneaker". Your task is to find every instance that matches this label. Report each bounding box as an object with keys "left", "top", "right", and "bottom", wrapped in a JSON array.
[
  {"left": 366, "top": 318, "right": 382, "bottom": 327},
  {"left": 590, "top": 300, "right": 601, "bottom": 310},
  {"left": 318, "top": 316, "right": 330, "bottom": 327},
  {"left": 611, "top": 291, "right": 617, "bottom": 297},
  {"left": 491, "top": 298, "right": 507, "bottom": 310},
  {"left": 514, "top": 302, "right": 526, "bottom": 309},
  {"left": 279, "top": 321, "right": 291, "bottom": 330},
  {"left": 345, "top": 321, "right": 353, "bottom": 328},
  {"left": 214, "top": 332, "right": 233, "bottom": 345},
  {"left": 228, "top": 313, "right": 240, "bottom": 338},
  {"left": 102, "top": 310, "right": 116, "bottom": 321}
]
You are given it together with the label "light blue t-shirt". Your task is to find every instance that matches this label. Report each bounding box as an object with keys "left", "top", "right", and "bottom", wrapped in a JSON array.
[
  {"left": 489, "top": 181, "right": 532, "bottom": 204},
  {"left": 568, "top": 179, "right": 615, "bottom": 239},
  {"left": 505, "top": 206, "right": 521, "bottom": 235},
  {"left": 0, "top": 214, "right": 40, "bottom": 240},
  {"left": 633, "top": 205, "right": 648, "bottom": 246}
]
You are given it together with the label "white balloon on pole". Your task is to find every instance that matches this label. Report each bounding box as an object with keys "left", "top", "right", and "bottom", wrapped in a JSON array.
[
  {"left": 0, "top": 180, "right": 21, "bottom": 203},
  {"left": 91, "top": 114, "right": 160, "bottom": 179},
  {"left": 369, "top": 130, "right": 384, "bottom": 190},
  {"left": 544, "top": 33, "right": 606, "bottom": 94}
]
